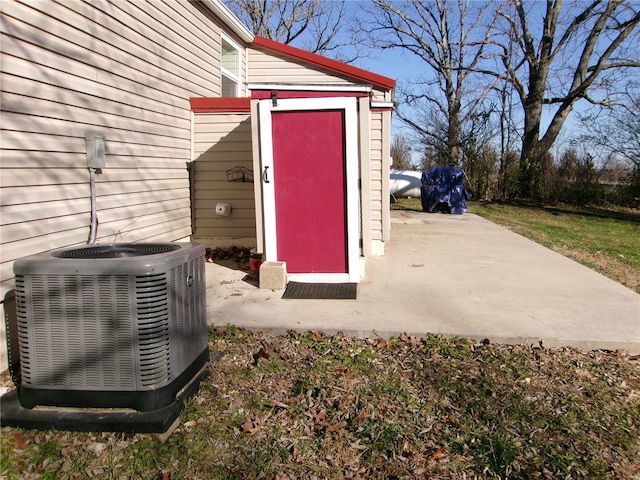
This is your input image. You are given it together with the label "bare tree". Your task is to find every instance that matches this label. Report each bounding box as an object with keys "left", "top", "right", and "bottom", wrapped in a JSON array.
[
  {"left": 493, "top": 0, "right": 640, "bottom": 199},
  {"left": 390, "top": 134, "right": 413, "bottom": 170},
  {"left": 576, "top": 88, "right": 640, "bottom": 205},
  {"left": 578, "top": 90, "right": 640, "bottom": 170},
  {"left": 224, "top": 0, "right": 360, "bottom": 61},
  {"left": 491, "top": 15, "right": 521, "bottom": 200},
  {"left": 357, "top": 0, "right": 501, "bottom": 166}
]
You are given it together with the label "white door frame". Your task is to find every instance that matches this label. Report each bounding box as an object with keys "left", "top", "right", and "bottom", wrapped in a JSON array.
[{"left": 258, "top": 96, "right": 360, "bottom": 283}]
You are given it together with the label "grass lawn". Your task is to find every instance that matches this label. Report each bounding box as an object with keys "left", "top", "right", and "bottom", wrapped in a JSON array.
[
  {"left": 393, "top": 198, "right": 640, "bottom": 293},
  {"left": 2, "top": 327, "right": 640, "bottom": 479},
  {"left": 3, "top": 202, "right": 639, "bottom": 478}
]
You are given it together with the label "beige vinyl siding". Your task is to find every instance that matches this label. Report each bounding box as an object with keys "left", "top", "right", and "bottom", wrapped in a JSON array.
[
  {"left": 371, "top": 88, "right": 393, "bottom": 103},
  {"left": 0, "top": 0, "right": 234, "bottom": 300},
  {"left": 381, "top": 109, "right": 392, "bottom": 241},
  {"left": 370, "top": 111, "right": 385, "bottom": 241},
  {"left": 192, "top": 113, "right": 256, "bottom": 244},
  {"left": 241, "top": 42, "right": 249, "bottom": 96},
  {"left": 248, "top": 47, "right": 358, "bottom": 85}
]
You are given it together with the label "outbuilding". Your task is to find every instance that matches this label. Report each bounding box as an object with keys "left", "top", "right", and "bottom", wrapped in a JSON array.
[{"left": 191, "top": 35, "right": 396, "bottom": 283}]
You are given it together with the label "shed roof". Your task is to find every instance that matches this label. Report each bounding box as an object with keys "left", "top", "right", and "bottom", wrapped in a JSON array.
[{"left": 250, "top": 36, "right": 396, "bottom": 91}]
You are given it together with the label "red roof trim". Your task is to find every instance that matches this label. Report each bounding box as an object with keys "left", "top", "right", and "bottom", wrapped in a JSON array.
[
  {"left": 251, "top": 35, "right": 396, "bottom": 91},
  {"left": 190, "top": 97, "right": 251, "bottom": 113}
]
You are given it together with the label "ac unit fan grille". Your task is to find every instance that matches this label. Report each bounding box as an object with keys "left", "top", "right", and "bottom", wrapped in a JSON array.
[{"left": 53, "top": 243, "right": 179, "bottom": 259}]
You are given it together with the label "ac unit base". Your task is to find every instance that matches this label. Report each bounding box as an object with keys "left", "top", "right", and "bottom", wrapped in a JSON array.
[
  {"left": 17, "top": 348, "right": 209, "bottom": 412},
  {"left": 0, "top": 354, "right": 210, "bottom": 433}
]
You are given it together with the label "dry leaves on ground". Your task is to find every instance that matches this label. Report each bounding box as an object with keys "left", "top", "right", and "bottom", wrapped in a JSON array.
[{"left": 2, "top": 327, "right": 639, "bottom": 479}]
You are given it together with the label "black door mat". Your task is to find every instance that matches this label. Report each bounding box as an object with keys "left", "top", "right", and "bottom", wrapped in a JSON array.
[{"left": 282, "top": 282, "right": 358, "bottom": 300}]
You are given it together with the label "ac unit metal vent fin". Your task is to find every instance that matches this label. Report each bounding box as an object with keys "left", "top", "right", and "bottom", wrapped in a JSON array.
[{"left": 135, "top": 273, "right": 170, "bottom": 387}]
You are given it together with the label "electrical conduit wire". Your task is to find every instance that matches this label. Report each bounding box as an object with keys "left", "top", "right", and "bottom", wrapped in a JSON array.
[{"left": 88, "top": 167, "right": 98, "bottom": 244}]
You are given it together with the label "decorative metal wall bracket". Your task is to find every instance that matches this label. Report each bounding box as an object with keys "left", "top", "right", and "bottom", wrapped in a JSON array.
[{"left": 226, "top": 166, "right": 253, "bottom": 183}]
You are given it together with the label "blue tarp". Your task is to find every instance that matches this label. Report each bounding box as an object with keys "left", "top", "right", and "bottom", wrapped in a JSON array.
[{"left": 420, "top": 166, "right": 470, "bottom": 215}]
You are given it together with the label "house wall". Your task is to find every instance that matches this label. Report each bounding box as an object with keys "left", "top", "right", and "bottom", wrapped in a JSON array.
[
  {"left": 0, "top": 0, "right": 242, "bottom": 370},
  {"left": 192, "top": 113, "right": 256, "bottom": 247}
]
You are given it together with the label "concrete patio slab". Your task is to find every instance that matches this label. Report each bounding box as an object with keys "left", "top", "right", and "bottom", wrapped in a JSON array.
[{"left": 205, "top": 210, "right": 640, "bottom": 353}]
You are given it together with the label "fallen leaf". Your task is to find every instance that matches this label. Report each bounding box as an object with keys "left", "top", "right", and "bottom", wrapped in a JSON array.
[
  {"left": 253, "top": 347, "right": 273, "bottom": 364},
  {"left": 7, "top": 431, "right": 30, "bottom": 449},
  {"left": 325, "top": 423, "right": 342, "bottom": 433},
  {"left": 268, "top": 399, "right": 289, "bottom": 409},
  {"left": 242, "top": 418, "right": 262, "bottom": 436},
  {"left": 429, "top": 447, "right": 448, "bottom": 461},
  {"left": 376, "top": 339, "right": 394, "bottom": 349},
  {"left": 307, "top": 409, "right": 326, "bottom": 423},
  {"left": 311, "top": 331, "right": 326, "bottom": 341},
  {"left": 334, "top": 366, "right": 353, "bottom": 378},
  {"left": 400, "top": 332, "right": 422, "bottom": 346},
  {"left": 352, "top": 411, "right": 368, "bottom": 423},
  {"left": 97, "top": 450, "right": 108, "bottom": 466},
  {"left": 87, "top": 442, "right": 107, "bottom": 456},
  {"left": 350, "top": 440, "right": 368, "bottom": 451}
]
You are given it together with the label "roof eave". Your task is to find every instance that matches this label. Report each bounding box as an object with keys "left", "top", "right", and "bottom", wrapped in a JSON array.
[{"left": 201, "top": 0, "right": 254, "bottom": 44}]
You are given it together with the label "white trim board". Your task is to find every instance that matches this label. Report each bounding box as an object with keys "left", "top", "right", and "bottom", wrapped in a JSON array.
[
  {"left": 258, "top": 96, "right": 360, "bottom": 283},
  {"left": 249, "top": 83, "right": 372, "bottom": 93}
]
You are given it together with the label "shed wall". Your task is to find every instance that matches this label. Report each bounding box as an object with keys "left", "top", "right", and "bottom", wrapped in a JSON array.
[
  {"left": 248, "top": 48, "right": 350, "bottom": 85},
  {"left": 370, "top": 111, "right": 385, "bottom": 242},
  {"left": 192, "top": 113, "right": 256, "bottom": 245}
]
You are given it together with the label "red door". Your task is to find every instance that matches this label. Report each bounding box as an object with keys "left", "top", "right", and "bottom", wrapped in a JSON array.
[{"left": 271, "top": 109, "right": 347, "bottom": 273}]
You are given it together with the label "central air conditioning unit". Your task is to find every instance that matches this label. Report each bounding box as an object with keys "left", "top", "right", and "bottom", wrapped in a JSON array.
[{"left": 10, "top": 242, "right": 208, "bottom": 415}]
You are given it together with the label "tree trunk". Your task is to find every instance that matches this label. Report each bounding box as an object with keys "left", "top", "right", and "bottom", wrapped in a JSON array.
[{"left": 512, "top": 0, "right": 640, "bottom": 201}]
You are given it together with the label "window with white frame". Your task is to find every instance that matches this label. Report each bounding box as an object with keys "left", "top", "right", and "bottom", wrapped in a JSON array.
[{"left": 221, "top": 34, "right": 241, "bottom": 97}]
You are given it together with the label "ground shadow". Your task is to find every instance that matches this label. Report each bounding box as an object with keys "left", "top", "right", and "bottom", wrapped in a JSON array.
[{"left": 206, "top": 246, "right": 258, "bottom": 287}]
